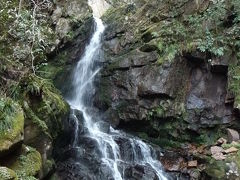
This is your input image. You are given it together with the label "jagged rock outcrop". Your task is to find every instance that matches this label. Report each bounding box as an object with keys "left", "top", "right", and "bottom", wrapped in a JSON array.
[
  {"left": 41, "top": 0, "right": 94, "bottom": 98},
  {"left": 50, "top": 0, "right": 93, "bottom": 62},
  {"left": 95, "top": 0, "right": 240, "bottom": 178},
  {"left": 96, "top": 0, "right": 234, "bottom": 145}
]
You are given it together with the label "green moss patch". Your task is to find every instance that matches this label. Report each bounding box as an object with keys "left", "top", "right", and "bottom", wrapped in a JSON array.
[
  {"left": 0, "top": 97, "right": 24, "bottom": 152},
  {"left": 228, "top": 59, "right": 240, "bottom": 110},
  {"left": 9, "top": 145, "right": 42, "bottom": 179},
  {"left": 0, "top": 167, "right": 17, "bottom": 180},
  {"left": 21, "top": 75, "right": 69, "bottom": 138}
]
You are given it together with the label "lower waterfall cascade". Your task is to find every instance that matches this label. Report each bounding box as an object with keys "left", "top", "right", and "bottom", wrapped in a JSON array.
[{"left": 63, "top": 4, "right": 170, "bottom": 180}]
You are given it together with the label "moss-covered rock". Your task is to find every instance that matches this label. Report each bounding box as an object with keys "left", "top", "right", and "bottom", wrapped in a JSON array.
[
  {"left": 0, "top": 97, "right": 24, "bottom": 155},
  {"left": 21, "top": 75, "right": 69, "bottom": 139},
  {"left": 0, "top": 0, "right": 93, "bottom": 179},
  {"left": 17, "top": 75, "right": 69, "bottom": 178},
  {"left": 40, "top": 159, "right": 55, "bottom": 179},
  {"left": 0, "top": 167, "right": 17, "bottom": 180},
  {"left": 204, "top": 159, "right": 228, "bottom": 179},
  {"left": 9, "top": 145, "right": 42, "bottom": 179},
  {"left": 202, "top": 151, "right": 240, "bottom": 180}
]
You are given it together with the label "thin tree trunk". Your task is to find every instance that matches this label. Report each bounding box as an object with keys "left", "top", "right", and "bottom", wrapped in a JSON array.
[{"left": 18, "top": 0, "right": 23, "bottom": 15}]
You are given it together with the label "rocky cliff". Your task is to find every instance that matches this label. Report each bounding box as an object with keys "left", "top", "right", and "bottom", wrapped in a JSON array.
[
  {"left": 94, "top": 0, "right": 240, "bottom": 178},
  {"left": 0, "top": 0, "right": 93, "bottom": 179}
]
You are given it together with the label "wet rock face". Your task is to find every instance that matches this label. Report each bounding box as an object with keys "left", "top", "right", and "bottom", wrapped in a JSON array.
[
  {"left": 95, "top": 49, "right": 189, "bottom": 126},
  {"left": 186, "top": 60, "right": 233, "bottom": 132},
  {"left": 123, "top": 164, "right": 158, "bottom": 180},
  {"left": 50, "top": 0, "right": 94, "bottom": 63}
]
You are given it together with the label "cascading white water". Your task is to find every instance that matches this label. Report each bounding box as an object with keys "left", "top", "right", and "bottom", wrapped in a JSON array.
[{"left": 67, "top": 3, "right": 169, "bottom": 180}]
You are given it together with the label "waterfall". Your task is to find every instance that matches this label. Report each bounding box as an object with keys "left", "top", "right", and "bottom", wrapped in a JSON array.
[{"left": 65, "top": 2, "right": 169, "bottom": 180}]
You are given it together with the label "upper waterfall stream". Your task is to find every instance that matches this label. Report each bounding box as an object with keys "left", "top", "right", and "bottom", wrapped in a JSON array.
[{"left": 63, "top": 2, "right": 169, "bottom": 180}]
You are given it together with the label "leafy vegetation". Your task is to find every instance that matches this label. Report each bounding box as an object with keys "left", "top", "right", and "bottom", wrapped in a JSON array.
[
  {"left": 148, "top": 0, "right": 240, "bottom": 63},
  {"left": 0, "top": 167, "right": 17, "bottom": 180},
  {"left": 20, "top": 75, "right": 69, "bottom": 138},
  {"left": 228, "top": 53, "right": 240, "bottom": 109},
  {"left": 148, "top": 100, "right": 185, "bottom": 119},
  {"left": 0, "top": 97, "right": 24, "bottom": 151},
  {"left": 9, "top": 145, "right": 42, "bottom": 179},
  {"left": 0, "top": 0, "right": 56, "bottom": 78}
]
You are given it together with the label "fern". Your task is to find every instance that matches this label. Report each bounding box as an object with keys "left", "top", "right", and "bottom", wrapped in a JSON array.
[{"left": 0, "top": 97, "right": 19, "bottom": 132}]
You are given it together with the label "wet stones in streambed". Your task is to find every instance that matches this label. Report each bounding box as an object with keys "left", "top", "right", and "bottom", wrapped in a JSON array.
[
  {"left": 57, "top": 147, "right": 86, "bottom": 162},
  {"left": 95, "top": 121, "right": 110, "bottom": 133},
  {"left": 56, "top": 155, "right": 114, "bottom": 180},
  {"left": 54, "top": 135, "right": 101, "bottom": 165},
  {"left": 76, "top": 136, "right": 102, "bottom": 156},
  {"left": 56, "top": 159, "right": 97, "bottom": 180},
  {"left": 122, "top": 163, "right": 159, "bottom": 180},
  {"left": 113, "top": 136, "right": 158, "bottom": 163},
  {"left": 116, "top": 161, "right": 157, "bottom": 180},
  {"left": 114, "top": 136, "right": 137, "bottom": 162},
  {"left": 69, "top": 112, "right": 85, "bottom": 134}
]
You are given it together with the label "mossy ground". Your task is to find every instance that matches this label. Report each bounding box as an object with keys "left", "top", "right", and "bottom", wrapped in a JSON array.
[{"left": 0, "top": 167, "right": 17, "bottom": 180}]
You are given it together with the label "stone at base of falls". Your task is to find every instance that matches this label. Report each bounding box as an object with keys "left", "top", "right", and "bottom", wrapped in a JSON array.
[
  {"left": 227, "top": 128, "right": 240, "bottom": 143},
  {"left": 55, "top": 149, "right": 115, "bottom": 180},
  {"left": 123, "top": 164, "right": 158, "bottom": 180},
  {"left": 160, "top": 151, "right": 187, "bottom": 172},
  {"left": 216, "top": 137, "right": 228, "bottom": 145},
  {"left": 212, "top": 153, "right": 226, "bottom": 161},
  {"left": 210, "top": 146, "right": 227, "bottom": 160},
  {"left": 211, "top": 146, "right": 225, "bottom": 155},
  {"left": 187, "top": 161, "right": 198, "bottom": 168},
  {"left": 95, "top": 121, "right": 110, "bottom": 133},
  {"left": 225, "top": 147, "right": 238, "bottom": 154},
  {"left": 56, "top": 162, "right": 98, "bottom": 180}
]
